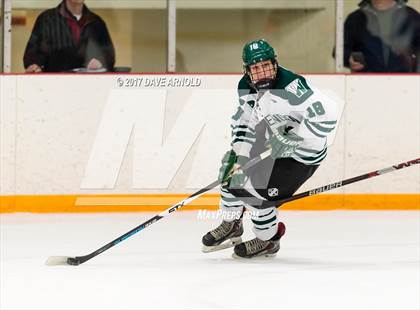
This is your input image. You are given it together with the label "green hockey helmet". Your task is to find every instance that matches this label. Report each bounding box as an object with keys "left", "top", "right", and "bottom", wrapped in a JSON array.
[
  {"left": 242, "top": 39, "right": 277, "bottom": 67},
  {"left": 242, "top": 39, "right": 278, "bottom": 89}
]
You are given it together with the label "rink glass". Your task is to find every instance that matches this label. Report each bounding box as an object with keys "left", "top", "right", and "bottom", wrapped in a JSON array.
[
  {"left": 176, "top": 0, "right": 337, "bottom": 73},
  {"left": 6, "top": 1, "right": 420, "bottom": 73},
  {"left": 7, "top": 0, "right": 337, "bottom": 73},
  {"left": 9, "top": 1, "right": 167, "bottom": 73}
]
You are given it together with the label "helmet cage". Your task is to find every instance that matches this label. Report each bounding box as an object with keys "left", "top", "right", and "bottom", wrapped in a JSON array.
[
  {"left": 242, "top": 39, "right": 278, "bottom": 90},
  {"left": 244, "top": 58, "right": 278, "bottom": 90}
]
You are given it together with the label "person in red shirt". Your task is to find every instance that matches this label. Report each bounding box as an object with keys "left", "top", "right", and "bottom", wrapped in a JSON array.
[{"left": 24, "top": 0, "right": 115, "bottom": 72}]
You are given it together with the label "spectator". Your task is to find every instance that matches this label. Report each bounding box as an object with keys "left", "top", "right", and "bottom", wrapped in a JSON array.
[
  {"left": 23, "top": 0, "right": 115, "bottom": 72},
  {"left": 344, "top": 0, "right": 419, "bottom": 72}
]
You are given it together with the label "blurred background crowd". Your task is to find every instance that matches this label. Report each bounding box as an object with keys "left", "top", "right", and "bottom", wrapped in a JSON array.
[{"left": 0, "top": 0, "right": 419, "bottom": 73}]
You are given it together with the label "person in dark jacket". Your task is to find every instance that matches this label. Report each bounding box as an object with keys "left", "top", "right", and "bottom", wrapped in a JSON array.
[
  {"left": 344, "top": 0, "right": 419, "bottom": 72},
  {"left": 24, "top": 0, "right": 115, "bottom": 72}
]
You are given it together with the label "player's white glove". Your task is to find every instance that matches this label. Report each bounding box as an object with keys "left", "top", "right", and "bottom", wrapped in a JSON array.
[{"left": 266, "top": 126, "right": 303, "bottom": 159}]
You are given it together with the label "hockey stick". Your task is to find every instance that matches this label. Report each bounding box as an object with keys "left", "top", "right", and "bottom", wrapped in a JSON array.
[
  {"left": 270, "top": 157, "right": 420, "bottom": 206},
  {"left": 47, "top": 155, "right": 419, "bottom": 266},
  {"left": 45, "top": 148, "right": 273, "bottom": 266}
]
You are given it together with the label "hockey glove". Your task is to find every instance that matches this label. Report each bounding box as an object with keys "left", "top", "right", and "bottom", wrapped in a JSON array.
[
  {"left": 266, "top": 126, "right": 304, "bottom": 159},
  {"left": 218, "top": 150, "right": 249, "bottom": 187}
]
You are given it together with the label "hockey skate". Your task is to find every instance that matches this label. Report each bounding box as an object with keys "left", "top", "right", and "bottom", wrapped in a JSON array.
[
  {"left": 232, "top": 222, "right": 286, "bottom": 259},
  {"left": 202, "top": 219, "right": 243, "bottom": 253}
]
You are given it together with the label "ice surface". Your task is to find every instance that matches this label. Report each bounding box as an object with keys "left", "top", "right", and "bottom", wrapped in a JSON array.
[{"left": 1, "top": 211, "right": 419, "bottom": 310}]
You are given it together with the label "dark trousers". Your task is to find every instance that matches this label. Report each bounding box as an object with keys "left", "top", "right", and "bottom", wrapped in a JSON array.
[{"left": 228, "top": 144, "right": 319, "bottom": 209}]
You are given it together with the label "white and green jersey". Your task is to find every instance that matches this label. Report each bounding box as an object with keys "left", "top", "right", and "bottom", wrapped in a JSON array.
[{"left": 231, "top": 66, "right": 339, "bottom": 165}]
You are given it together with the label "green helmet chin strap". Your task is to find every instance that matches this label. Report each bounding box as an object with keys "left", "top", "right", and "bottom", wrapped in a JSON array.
[{"left": 242, "top": 39, "right": 278, "bottom": 89}]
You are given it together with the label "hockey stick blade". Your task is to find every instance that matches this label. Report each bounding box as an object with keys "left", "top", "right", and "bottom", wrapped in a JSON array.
[{"left": 45, "top": 256, "right": 80, "bottom": 266}]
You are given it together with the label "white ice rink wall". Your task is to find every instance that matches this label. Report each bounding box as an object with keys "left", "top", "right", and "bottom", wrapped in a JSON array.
[{"left": 0, "top": 74, "right": 419, "bottom": 212}]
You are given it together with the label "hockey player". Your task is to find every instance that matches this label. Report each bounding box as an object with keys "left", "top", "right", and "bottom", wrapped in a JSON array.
[{"left": 202, "top": 39, "right": 339, "bottom": 258}]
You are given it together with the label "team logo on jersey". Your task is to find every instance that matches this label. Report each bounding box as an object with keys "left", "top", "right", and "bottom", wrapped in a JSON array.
[
  {"left": 268, "top": 188, "right": 279, "bottom": 197},
  {"left": 285, "top": 79, "right": 308, "bottom": 98}
]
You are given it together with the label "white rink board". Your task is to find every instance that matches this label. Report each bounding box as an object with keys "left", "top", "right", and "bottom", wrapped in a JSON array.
[
  {"left": 345, "top": 75, "right": 420, "bottom": 193},
  {"left": 0, "top": 74, "right": 419, "bottom": 195}
]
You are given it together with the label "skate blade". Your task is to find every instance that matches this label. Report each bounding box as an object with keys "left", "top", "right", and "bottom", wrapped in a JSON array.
[
  {"left": 232, "top": 252, "right": 277, "bottom": 260},
  {"left": 202, "top": 237, "right": 242, "bottom": 253}
]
